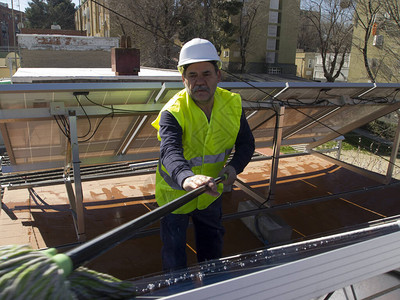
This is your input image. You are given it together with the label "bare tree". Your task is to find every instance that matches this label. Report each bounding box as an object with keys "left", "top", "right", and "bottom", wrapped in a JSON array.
[
  {"left": 349, "top": 0, "right": 383, "bottom": 82},
  {"left": 298, "top": 9, "right": 321, "bottom": 52},
  {"left": 347, "top": 0, "right": 400, "bottom": 83},
  {"left": 380, "top": 0, "right": 400, "bottom": 81},
  {"left": 382, "top": 0, "right": 400, "bottom": 27},
  {"left": 178, "top": 0, "right": 243, "bottom": 53},
  {"left": 237, "top": 0, "right": 260, "bottom": 73},
  {"left": 134, "top": 0, "right": 182, "bottom": 68},
  {"left": 108, "top": 0, "right": 182, "bottom": 69},
  {"left": 302, "top": 0, "right": 353, "bottom": 82},
  {"left": 106, "top": 0, "right": 242, "bottom": 69}
]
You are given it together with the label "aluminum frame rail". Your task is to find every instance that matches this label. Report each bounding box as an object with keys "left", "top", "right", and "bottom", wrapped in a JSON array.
[{"left": 153, "top": 220, "right": 400, "bottom": 300}]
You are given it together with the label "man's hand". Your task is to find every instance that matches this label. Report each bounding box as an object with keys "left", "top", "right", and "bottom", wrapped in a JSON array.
[
  {"left": 218, "top": 165, "right": 237, "bottom": 185},
  {"left": 182, "top": 175, "right": 219, "bottom": 197}
]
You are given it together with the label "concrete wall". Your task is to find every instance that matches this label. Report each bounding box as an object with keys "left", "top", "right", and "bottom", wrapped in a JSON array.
[
  {"left": 0, "top": 67, "right": 11, "bottom": 78},
  {"left": 17, "top": 34, "right": 119, "bottom": 68},
  {"left": 0, "top": 55, "right": 19, "bottom": 78}
]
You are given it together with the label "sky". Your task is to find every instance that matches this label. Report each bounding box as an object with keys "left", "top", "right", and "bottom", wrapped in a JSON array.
[{"left": 3, "top": 0, "right": 81, "bottom": 12}]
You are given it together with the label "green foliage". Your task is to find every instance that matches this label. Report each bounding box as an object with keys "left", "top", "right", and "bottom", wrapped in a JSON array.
[
  {"left": 341, "top": 141, "right": 357, "bottom": 151},
  {"left": 362, "top": 120, "right": 396, "bottom": 141},
  {"left": 316, "top": 140, "right": 356, "bottom": 151},
  {"left": 344, "top": 132, "right": 393, "bottom": 156},
  {"left": 316, "top": 141, "right": 338, "bottom": 150},
  {"left": 25, "top": 0, "right": 76, "bottom": 30},
  {"left": 280, "top": 146, "right": 298, "bottom": 154}
]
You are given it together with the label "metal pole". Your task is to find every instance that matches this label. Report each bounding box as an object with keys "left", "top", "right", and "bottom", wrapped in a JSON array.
[
  {"left": 68, "top": 110, "right": 86, "bottom": 241},
  {"left": 11, "top": 0, "right": 17, "bottom": 73},
  {"left": 267, "top": 104, "right": 285, "bottom": 203},
  {"left": 386, "top": 111, "right": 400, "bottom": 183}
]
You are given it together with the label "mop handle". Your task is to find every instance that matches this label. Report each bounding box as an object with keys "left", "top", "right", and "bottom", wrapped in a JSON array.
[{"left": 64, "top": 175, "right": 227, "bottom": 271}]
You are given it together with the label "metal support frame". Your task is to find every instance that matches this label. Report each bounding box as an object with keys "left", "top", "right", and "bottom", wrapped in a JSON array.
[
  {"left": 307, "top": 101, "right": 400, "bottom": 150},
  {"left": 283, "top": 107, "right": 341, "bottom": 140},
  {"left": 116, "top": 84, "right": 163, "bottom": 155},
  {"left": 0, "top": 123, "right": 16, "bottom": 164},
  {"left": 267, "top": 104, "right": 285, "bottom": 203},
  {"left": 64, "top": 175, "right": 79, "bottom": 232},
  {"left": 1, "top": 82, "right": 400, "bottom": 242},
  {"left": 67, "top": 111, "right": 86, "bottom": 241},
  {"left": 386, "top": 111, "right": 400, "bottom": 183},
  {"left": 336, "top": 138, "right": 342, "bottom": 160},
  {"left": 310, "top": 150, "right": 387, "bottom": 184},
  {"left": 234, "top": 178, "right": 270, "bottom": 207},
  {"left": 117, "top": 115, "right": 150, "bottom": 155},
  {"left": 154, "top": 82, "right": 183, "bottom": 103}
]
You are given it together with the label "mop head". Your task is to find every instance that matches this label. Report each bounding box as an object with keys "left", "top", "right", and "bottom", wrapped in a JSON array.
[{"left": 0, "top": 245, "right": 136, "bottom": 299}]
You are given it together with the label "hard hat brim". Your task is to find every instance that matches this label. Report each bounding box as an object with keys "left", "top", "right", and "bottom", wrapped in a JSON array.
[{"left": 178, "top": 59, "right": 222, "bottom": 73}]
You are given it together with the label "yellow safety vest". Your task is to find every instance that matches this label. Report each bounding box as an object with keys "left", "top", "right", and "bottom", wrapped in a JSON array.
[{"left": 152, "top": 87, "right": 242, "bottom": 214}]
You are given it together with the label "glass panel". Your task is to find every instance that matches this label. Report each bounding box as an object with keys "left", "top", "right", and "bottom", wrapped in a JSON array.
[{"left": 132, "top": 220, "right": 400, "bottom": 297}]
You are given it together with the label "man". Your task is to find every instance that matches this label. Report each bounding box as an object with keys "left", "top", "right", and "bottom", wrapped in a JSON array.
[{"left": 152, "top": 38, "right": 255, "bottom": 271}]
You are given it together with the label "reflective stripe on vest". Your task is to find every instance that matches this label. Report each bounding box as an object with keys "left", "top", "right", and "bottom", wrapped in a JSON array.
[
  {"left": 158, "top": 147, "right": 233, "bottom": 190},
  {"left": 195, "top": 148, "right": 233, "bottom": 166}
]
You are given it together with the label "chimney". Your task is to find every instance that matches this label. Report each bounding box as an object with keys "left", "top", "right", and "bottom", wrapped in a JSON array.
[{"left": 111, "top": 35, "right": 140, "bottom": 75}]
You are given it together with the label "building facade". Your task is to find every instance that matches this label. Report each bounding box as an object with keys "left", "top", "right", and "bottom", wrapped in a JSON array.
[
  {"left": 0, "top": 3, "right": 25, "bottom": 52},
  {"left": 313, "top": 53, "right": 350, "bottom": 82},
  {"left": 222, "top": 0, "right": 300, "bottom": 74},
  {"left": 75, "top": 0, "right": 111, "bottom": 37},
  {"left": 348, "top": 5, "right": 400, "bottom": 83},
  {"left": 75, "top": 0, "right": 299, "bottom": 75},
  {"left": 295, "top": 50, "right": 316, "bottom": 80},
  {"left": 295, "top": 51, "right": 350, "bottom": 82}
]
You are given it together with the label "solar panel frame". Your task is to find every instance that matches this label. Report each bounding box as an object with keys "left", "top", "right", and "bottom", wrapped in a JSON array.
[{"left": 0, "top": 81, "right": 400, "bottom": 173}]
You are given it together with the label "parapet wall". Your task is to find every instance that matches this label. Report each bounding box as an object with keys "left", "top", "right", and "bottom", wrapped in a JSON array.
[{"left": 17, "top": 34, "right": 119, "bottom": 68}]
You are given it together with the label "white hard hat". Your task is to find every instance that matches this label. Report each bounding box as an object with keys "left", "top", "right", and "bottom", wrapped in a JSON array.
[{"left": 177, "top": 38, "right": 222, "bottom": 73}]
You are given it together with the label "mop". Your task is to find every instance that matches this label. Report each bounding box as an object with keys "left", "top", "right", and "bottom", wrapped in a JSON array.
[{"left": 0, "top": 176, "right": 226, "bottom": 299}]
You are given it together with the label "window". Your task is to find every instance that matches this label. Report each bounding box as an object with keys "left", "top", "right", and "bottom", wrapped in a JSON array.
[
  {"left": 266, "top": 52, "right": 276, "bottom": 64},
  {"left": 268, "top": 25, "right": 278, "bottom": 37},
  {"left": 269, "top": 11, "right": 279, "bottom": 24},
  {"left": 270, "top": 0, "right": 280, "bottom": 10},
  {"left": 267, "top": 39, "right": 277, "bottom": 51},
  {"left": 268, "top": 67, "right": 281, "bottom": 74}
]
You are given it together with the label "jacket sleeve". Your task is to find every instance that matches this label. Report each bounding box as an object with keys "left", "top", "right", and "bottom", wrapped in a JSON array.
[
  {"left": 227, "top": 110, "right": 255, "bottom": 174},
  {"left": 158, "top": 110, "right": 195, "bottom": 188}
]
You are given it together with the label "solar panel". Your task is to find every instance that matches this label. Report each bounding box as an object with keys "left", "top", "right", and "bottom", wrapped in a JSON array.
[
  {"left": 1, "top": 81, "right": 400, "bottom": 173},
  {"left": 1, "top": 81, "right": 399, "bottom": 240}
]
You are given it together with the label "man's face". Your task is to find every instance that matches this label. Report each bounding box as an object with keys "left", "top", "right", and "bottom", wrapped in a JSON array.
[{"left": 182, "top": 61, "right": 221, "bottom": 105}]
